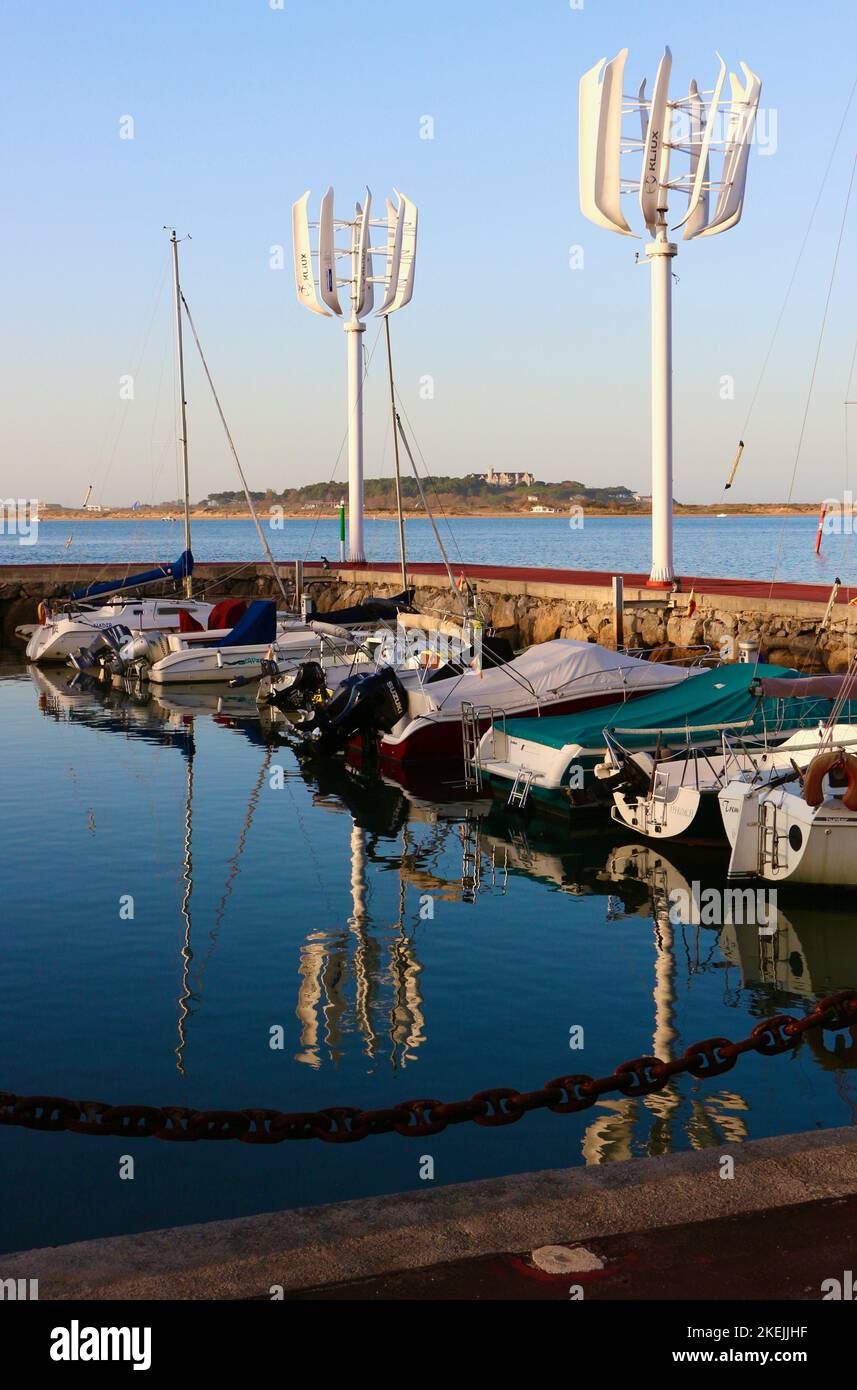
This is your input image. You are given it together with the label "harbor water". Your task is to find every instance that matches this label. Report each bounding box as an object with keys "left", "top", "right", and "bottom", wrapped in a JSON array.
[
  {"left": 1, "top": 656, "right": 856, "bottom": 1255},
  {"left": 1, "top": 514, "right": 855, "bottom": 587}
]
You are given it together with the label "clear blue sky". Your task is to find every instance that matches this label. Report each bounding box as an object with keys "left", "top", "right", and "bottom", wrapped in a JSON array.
[{"left": 3, "top": 0, "right": 857, "bottom": 506}]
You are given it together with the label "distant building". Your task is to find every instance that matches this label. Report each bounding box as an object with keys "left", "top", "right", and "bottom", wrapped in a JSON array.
[{"left": 471, "top": 466, "right": 535, "bottom": 487}]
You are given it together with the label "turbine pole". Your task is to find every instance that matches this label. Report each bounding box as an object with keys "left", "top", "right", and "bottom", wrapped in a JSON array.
[
  {"left": 578, "top": 47, "right": 761, "bottom": 591},
  {"left": 345, "top": 315, "right": 366, "bottom": 563},
  {"left": 647, "top": 219, "right": 677, "bottom": 587},
  {"left": 292, "top": 186, "right": 418, "bottom": 569}
]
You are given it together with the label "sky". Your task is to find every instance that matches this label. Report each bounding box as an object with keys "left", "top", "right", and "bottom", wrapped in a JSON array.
[{"left": 3, "top": 0, "right": 857, "bottom": 507}]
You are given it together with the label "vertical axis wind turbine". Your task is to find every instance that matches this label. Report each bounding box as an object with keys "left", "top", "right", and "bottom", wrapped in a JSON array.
[
  {"left": 292, "top": 188, "right": 418, "bottom": 563},
  {"left": 579, "top": 48, "right": 761, "bottom": 586}
]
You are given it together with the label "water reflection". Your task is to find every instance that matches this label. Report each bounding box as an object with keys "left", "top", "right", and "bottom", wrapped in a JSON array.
[{"left": 25, "top": 663, "right": 857, "bottom": 1159}]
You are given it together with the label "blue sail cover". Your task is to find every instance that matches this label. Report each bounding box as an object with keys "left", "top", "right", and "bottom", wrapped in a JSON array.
[
  {"left": 216, "top": 599, "right": 276, "bottom": 648},
  {"left": 69, "top": 551, "right": 194, "bottom": 602}
]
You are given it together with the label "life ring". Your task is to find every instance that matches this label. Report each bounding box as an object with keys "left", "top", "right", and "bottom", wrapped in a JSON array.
[{"left": 803, "top": 749, "right": 857, "bottom": 811}]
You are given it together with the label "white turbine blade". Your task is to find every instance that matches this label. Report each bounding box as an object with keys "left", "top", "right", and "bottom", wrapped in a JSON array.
[
  {"left": 593, "top": 48, "right": 633, "bottom": 233},
  {"left": 578, "top": 53, "right": 634, "bottom": 235},
  {"left": 377, "top": 195, "right": 405, "bottom": 314},
  {"left": 674, "top": 55, "right": 726, "bottom": 235},
  {"left": 381, "top": 192, "right": 417, "bottom": 314},
  {"left": 356, "top": 189, "right": 374, "bottom": 318},
  {"left": 318, "top": 186, "right": 343, "bottom": 315},
  {"left": 637, "top": 79, "right": 648, "bottom": 142},
  {"left": 639, "top": 46, "right": 672, "bottom": 234},
  {"left": 696, "top": 64, "right": 761, "bottom": 238},
  {"left": 291, "top": 191, "right": 330, "bottom": 316}
]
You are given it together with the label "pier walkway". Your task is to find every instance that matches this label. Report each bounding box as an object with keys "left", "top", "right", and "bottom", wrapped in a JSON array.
[{"left": 4, "top": 1125, "right": 856, "bottom": 1301}]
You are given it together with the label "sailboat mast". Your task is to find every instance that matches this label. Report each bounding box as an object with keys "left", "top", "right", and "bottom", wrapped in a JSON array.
[
  {"left": 169, "top": 230, "right": 193, "bottom": 599},
  {"left": 384, "top": 316, "right": 408, "bottom": 595}
]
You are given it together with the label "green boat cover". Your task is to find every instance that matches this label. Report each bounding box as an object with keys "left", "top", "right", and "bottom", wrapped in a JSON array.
[{"left": 498, "top": 662, "right": 849, "bottom": 753}]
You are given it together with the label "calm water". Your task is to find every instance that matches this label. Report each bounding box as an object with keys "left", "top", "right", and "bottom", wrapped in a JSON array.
[
  {"left": 2, "top": 657, "right": 856, "bottom": 1255},
  {"left": 2, "top": 514, "right": 856, "bottom": 585}
]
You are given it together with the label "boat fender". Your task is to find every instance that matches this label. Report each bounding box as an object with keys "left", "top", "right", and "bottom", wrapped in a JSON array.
[
  {"left": 37, "top": 601, "right": 47, "bottom": 624},
  {"left": 803, "top": 749, "right": 857, "bottom": 811}
]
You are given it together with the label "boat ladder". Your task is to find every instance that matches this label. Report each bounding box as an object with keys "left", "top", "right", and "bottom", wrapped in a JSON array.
[
  {"left": 508, "top": 767, "right": 535, "bottom": 810},
  {"left": 758, "top": 797, "right": 786, "bottom": 874},
  {"left": 461, "top": 704, "right": 505, "bottom": 792},
  {"left": 648, "top": 767, "right": 671, "bottom": 831}
]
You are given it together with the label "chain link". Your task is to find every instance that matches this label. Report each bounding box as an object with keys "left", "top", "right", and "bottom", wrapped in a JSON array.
[{"left": 2, "top": 990, "right": 855, "bottom": 1145}]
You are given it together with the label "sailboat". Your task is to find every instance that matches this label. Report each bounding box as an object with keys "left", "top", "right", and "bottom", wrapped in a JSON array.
[
  {"left": 718, "top": 713, "right": 857, "bottom": 886},
  {"left": 21, "top": 552, "right": 212, "bottom": 663},
  {"left": 100, "top": 239, "right": 416, "bottom": 687},
  {"left": 23, "top": 232, "right": 218, "bottom": 665},
  {"left": 606, "top": 670, "right": 857, "bottom": 841}
]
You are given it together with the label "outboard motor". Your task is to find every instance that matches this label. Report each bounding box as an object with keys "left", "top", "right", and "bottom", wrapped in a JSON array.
[
  {"left": 112, "top": 632, "right": 172, "bottom": 676},
  {"left": 68, "top": 624, "right": 133, "bottom": 675},
  {"left": 297, "top": 665, "right": 407, "bottom": 754},
  {"left": 262, "top": 660, "right": 329, "bottom": 712}
]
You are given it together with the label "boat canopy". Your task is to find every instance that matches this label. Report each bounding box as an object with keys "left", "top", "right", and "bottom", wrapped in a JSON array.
[
  {"left": 69, "top": 550, "right": 194, "bottom": 602},
  {"left": 500, "top": 661, "right": 821, "bottom": 752},
  {"left": 323, "top": 590, "right": 414, "bottom": 627},
  {"left": 750, "top": 672, "right": 853, "bottom": 700},
  {"left": 422, "top": 639, "right": 699, "bottom": 716}
]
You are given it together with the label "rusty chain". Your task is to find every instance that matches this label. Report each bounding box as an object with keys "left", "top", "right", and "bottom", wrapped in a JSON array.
[{"left": 2, "top": 990, "right": 855, "bottom": 1145}]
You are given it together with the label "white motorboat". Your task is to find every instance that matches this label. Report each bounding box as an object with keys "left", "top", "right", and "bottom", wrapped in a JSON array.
[
  {"left": 719, "top": 733, "right": 857, "bottom": 886},
  {"left": 23, "top": 584, "right": 212, "bottom": 664},
  {"left": 610, "top": 716, "right": 857, "bottom": 842},
  {"left": 291, "top": 638, "right": 703, "bottom": 766}
]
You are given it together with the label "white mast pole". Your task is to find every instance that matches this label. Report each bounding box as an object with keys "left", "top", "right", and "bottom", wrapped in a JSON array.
[
  {"left": 169, "top": 229, "right": 193, "bottom": 598},
  {"left": 646, "top": 217, "right": 677, "bottom": 587}
]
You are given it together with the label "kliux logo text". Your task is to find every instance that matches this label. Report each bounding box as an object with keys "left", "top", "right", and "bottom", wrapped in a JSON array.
[{"left": 50, "top": 1321, "right": 152, "bottom": 1371}]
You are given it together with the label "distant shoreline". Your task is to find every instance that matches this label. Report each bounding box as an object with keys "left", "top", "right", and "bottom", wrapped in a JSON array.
[{"left": 39, "top": 505, "right": 822, "bottom": 522}]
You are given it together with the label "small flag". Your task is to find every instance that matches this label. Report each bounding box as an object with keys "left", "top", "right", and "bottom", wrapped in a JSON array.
[{"left": 687, "top": 588, "right": 697, "bottom": 617}]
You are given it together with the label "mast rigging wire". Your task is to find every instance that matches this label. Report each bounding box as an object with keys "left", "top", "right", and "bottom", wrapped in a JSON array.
[{"left": 179, "top": 291, "right": 291, "bottom": 610}]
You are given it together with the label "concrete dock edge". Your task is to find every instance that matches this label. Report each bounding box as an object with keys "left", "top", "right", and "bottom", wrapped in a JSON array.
[{"left": 3, "top": 1125, "right": 856, "bottom": 1299}]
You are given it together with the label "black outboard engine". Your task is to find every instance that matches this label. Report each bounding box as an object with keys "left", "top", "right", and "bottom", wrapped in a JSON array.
[
  {"left": 266, "top": 661, "right": 329, "bottom": 711},
  {"left": 297, "top": 665, "right": 407, "bottom": 753}
]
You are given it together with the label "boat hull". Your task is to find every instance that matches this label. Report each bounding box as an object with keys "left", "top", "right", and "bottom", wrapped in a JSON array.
[
  {"left": 373, "top": 688, "right": 636, "bottom": 767},
  {"left": 720, "top": 781, "right": 857, "bottom": 886},
  {"left": 25, "top": 600, "right": 213, "bottom": 663}
]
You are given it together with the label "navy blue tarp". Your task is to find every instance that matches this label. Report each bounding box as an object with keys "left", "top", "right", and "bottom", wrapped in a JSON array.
[
  {"left": 69, "top": 551, "right": 194, "bottom": 602},
  {"left": 216, "top": 600, "right": 276, "bottom": 648}
]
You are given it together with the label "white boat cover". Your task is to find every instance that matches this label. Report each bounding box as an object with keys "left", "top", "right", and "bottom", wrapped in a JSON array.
[{"left": 415, "top": 639, "right": 698, "bottom": 717}]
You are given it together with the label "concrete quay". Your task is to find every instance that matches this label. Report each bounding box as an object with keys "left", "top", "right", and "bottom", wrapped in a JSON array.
[
  {"left": 3, "top": 1125, "right": 856, "bottom": 1301},
  {"left": 2, "top": 560, "right": 854, "bottom": 672}
]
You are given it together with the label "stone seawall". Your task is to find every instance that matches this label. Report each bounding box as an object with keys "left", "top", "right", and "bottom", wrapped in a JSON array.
[{"left": 2, "top": 562, "right": 854, "bottom": 671}]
